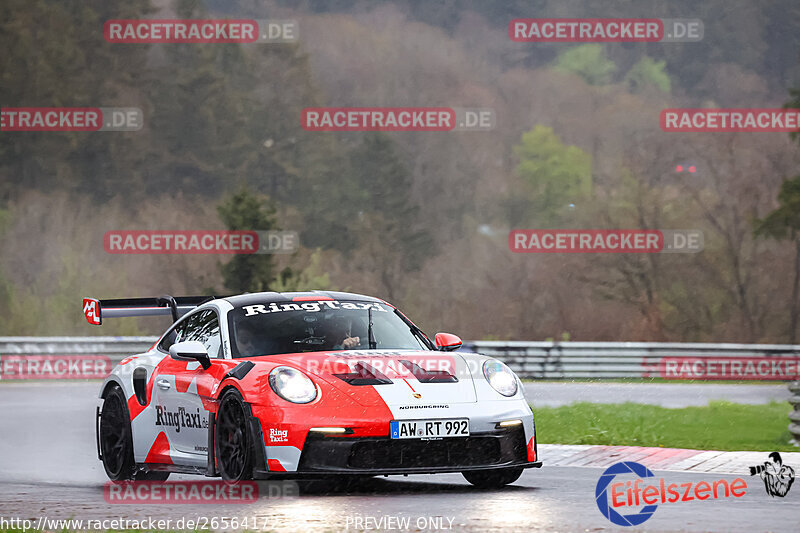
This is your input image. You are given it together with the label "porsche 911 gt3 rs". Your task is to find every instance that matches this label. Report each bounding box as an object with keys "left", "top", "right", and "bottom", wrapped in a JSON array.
[{"left": 86, "top": 291, "right": 541, "bottom": 487}]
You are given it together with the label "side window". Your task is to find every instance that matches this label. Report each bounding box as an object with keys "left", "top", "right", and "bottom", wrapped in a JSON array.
[
  {"left": 157, "top": 316, "right": 191, "bottom": 353},
  {"left": 184, "top": 309, "right": 223, "bottom": 359}
]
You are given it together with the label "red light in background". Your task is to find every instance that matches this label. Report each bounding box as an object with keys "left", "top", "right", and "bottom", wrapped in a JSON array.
[
  {"left": 688, "top": 166, "right": 696, "bottom": 173},
  {"left": 675, "top": 165, "right": 684, "bottom": 172}
]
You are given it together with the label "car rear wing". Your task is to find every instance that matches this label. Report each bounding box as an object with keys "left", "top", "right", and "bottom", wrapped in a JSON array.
[{"left": 82, "top": 295, "right": 215, "bottom": 325}]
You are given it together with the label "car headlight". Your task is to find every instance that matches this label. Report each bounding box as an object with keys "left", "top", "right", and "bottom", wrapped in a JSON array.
[
  {"left": 482, "top": 360, "right": 518, "bottom": 397},
  {"left": 269, "top": 366, "right": 317, "bottom": 404}
]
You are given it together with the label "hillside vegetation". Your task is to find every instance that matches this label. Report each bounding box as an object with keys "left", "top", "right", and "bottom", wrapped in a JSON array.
[{"left": 1, "top": 0, "right": 800, "bottom": 341}]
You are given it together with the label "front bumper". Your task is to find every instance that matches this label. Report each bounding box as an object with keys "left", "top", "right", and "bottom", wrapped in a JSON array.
[
  {"left": 290, "top": 425, "right": 540, "bottom": 475},
  {"left": 250, "top": 396, "right": 539, "bottom": 477}
]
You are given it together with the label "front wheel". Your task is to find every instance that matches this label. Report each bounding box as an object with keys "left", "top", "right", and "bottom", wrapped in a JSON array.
[
  {"left": 462, "top": 467, "right": 524, "bottom": 488},
  {"left": 215, "top": 389, "right": 254, "bottom": 481}
]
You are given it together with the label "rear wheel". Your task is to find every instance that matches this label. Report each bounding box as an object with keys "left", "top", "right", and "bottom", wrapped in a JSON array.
[
  {"left": 100, "top": 386, "right": 134, "bottom": 480},
  {"left": 215, "top": 389, "right": 254, "bottom": 481},
  {"left": 100, "top": 385, "right": 169, "bottom": 481},
  {"left": 462, "top": 467, "right": 523, "bottom": 488}
]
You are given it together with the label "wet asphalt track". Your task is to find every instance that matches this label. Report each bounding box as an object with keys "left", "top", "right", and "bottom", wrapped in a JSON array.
[{"left": 0, "top": 382, "right": 797, "bottom": 532}]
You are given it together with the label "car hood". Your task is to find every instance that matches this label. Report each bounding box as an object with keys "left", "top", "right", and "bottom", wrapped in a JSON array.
[{"left": 259, "top": 349, "right": 478, "bottom": 406}]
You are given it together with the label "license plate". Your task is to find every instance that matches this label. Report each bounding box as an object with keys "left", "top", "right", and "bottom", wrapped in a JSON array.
[{"left": 390, "top": 418, "right": 469, "bottom": 439}]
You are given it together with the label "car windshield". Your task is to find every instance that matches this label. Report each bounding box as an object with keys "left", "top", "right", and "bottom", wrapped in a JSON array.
[{"left": 228, "top": 300, "right": 429, "bottom": 357}]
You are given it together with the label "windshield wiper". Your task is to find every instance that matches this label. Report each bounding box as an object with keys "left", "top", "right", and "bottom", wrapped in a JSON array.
[
  {"left": 400, "top": 314, "right": 434, "bottom": 350},
  {"left": 368, "top": 307, "right": 377, "bottom": 349}
]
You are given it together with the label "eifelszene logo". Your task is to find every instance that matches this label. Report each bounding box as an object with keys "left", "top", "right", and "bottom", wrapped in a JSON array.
[
  {"left": 595, "top": 461, "right": 748, "bottom": 526},
  {"left": 596, "top": 462, "right": 659, "bottom": 526},
  {"left": 749, "top": 452, "right": 795, "bottom": 497}
]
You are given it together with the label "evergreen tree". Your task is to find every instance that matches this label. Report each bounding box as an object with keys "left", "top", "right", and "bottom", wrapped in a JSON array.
[{"left": 217, "top": 188, "right": 280, "bottom": 293}]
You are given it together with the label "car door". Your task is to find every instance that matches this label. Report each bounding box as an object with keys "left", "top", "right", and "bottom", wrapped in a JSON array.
[{"left": 153, "top": 308, "right": 223, "bottom": 459}]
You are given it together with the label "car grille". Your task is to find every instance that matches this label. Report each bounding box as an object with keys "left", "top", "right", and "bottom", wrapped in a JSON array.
[
  {"left": 296, "top": 426, "right": 529, "bottom": 473},
  {"left": 348, "top": 436, "right": 500, "bottom": 469}
]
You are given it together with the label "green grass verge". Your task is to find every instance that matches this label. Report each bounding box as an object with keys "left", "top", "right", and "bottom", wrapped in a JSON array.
[{"left": 535, "top": 401, "right": 799, "bottom": 452}]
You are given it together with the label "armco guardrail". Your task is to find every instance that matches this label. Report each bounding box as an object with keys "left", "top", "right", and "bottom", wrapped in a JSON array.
[
  {"left": 0, "top": 337, "right": 157, "bottom": 379},
  {"left": 0, "top": 337, "right": 157, "bottom": 358},
  {"left": 1, "top": 337, "right": 800, "bottom": 381},
  {"left": 463, "top": 341, "right": 800, "bottom": 380}
]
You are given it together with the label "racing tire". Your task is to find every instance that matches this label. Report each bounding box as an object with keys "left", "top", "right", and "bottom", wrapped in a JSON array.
[
  {"left": 215, "top": 388, "right": 254, "bottom": 481},
  {"left": 462, "top": 467, "right": 524, "bottom": 488},
  {"left": 100, "top": 385, "right": 169, "bottom": 481}
]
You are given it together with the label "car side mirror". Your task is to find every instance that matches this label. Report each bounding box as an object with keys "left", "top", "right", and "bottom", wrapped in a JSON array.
[
  {"left": 435, "top": 333, "right": 462, "bottom": 352},
  {"left": 169, "top": 340, "right": 211, "bottom": 370}
]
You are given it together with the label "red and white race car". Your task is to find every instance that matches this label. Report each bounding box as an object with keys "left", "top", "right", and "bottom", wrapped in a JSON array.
[{"left": 86, "top": 291, "right": 540, "bottom": 487}]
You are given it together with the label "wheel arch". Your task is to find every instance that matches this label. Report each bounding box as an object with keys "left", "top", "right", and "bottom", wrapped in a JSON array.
[
  {"left": 99, "top": 376, "right": 125, "bottom": 399},
  {"left": 212, "top": 383, "right": 267, "bottom": 480},
  {"left": 215, "top": 378, "right": 252, "bottom": 406},
  {"left": 207, "top": 382, "right": 246, "bottom": 477}
]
